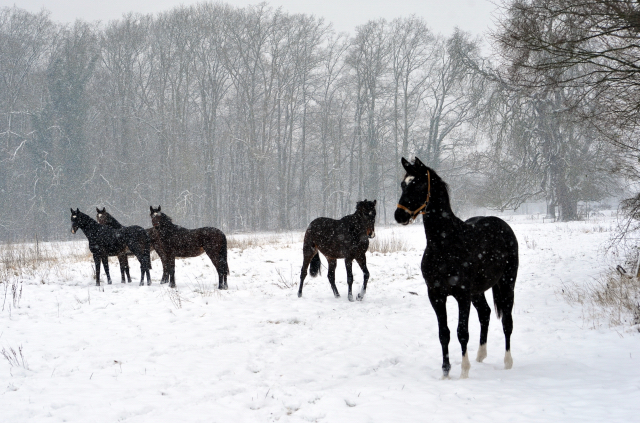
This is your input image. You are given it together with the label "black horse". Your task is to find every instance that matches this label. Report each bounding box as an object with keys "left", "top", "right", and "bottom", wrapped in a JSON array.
[
  {"left": 395, "top": 158, "right": 519, "bottom": 379},
  {"left": 95, "top": 207, "right": 153, "bottom": 285},
  {"left": 149, "top": 206, "right": 228, "bottom": 289},
  {"left": 298, "top": 200, "right": 377, "bottom": 301},
  {"left": 71, "top": 208, "right": 152, "bottom": 286}
]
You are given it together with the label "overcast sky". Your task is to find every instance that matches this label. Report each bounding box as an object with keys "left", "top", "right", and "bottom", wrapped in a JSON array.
[{"left": 0, "top": 0, "right": 500, "bottom": 37}]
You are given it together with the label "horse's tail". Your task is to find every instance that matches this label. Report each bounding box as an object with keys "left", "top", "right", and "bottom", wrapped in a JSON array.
[
  {"left": 309, "top": 252, "right": 321, "bottom": 277},
  {"left": 492, "top": 261, "right": 518, "bottom": 320}
]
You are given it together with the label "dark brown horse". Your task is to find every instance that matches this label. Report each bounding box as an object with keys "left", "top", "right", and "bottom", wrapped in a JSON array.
[
  {"left": 71, "top": 208, "right": 151, "bottom": 286},
  {"left": 95, "top": 207, "right": 152, "bottom": 285},
  {"left": 149, "top": 206, "right": 228, "bottom": 289},
  {"left": 298, "top": 200, "right": 376, "bottom": 301},
  {"left": 395, "top": 157, "right": 519, "bottom": 379}
]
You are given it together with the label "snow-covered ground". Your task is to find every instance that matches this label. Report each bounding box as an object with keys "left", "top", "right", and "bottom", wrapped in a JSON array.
[{"left": 2, "top": 214, "right": 639, "bottom": 422}]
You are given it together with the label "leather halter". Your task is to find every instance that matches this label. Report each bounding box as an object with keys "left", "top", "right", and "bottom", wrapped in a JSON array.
[{"left": 397, "top": 170, "right": 431, "bottom": 221}]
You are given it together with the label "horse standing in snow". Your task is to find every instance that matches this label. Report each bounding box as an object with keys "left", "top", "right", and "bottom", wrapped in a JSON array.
[
  {"left": 71, "top": 208, "right": 152, "bottom": 286},
  {"left": 95, "top": 207, "right": 153, "bottom": 285},
  {"left": 298, "top": 200, "right": 377, "bottom": 301},
  {"left": 395, "top": 158, "right": 519, "bottom": 379},
  {"left": 149, "top": 206, "right": 228, "bottom": 289}
]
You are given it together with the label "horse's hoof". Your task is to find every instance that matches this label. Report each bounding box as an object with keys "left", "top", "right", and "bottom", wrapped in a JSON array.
[
  {"left": 504, "top": 350, "right": 513, "bottom": 369},
  {"left": 348, "top": 294, "right": 354, "bottom": 302},
  {"left": 108, "top": 281, "right": 112, "bottom": 285},
  {"left": 139, "top": 282, "right": 144, "bottom": 286},
  {"left": 297, "top": 292, "right": 302, "bottom": 298},
  {"left": 95, "top": 283, "right": 100, "bottom": 286},
  {"left": 356, "top": 293, "right": 364, "bottom": 301},
  {"left": 476, "top": 344, "right": 487, "bottom": 363}
]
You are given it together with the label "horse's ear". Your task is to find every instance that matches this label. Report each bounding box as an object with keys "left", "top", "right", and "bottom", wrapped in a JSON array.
[
  {"left": 71, "top": 208, "right": 75, "bottom": 214},
  {"left": 157, "top": 205, "right": 161, "bottom": 212},
  {"left": 401, "top": 157, "right": 413, "bottom": 173},
  {"left": 76, "top": 208, "right": 80, "bottom": 213},
  {"left": 96, "top": 207, "right": 101, "bottom": 214},
  {"left": 414, "top": 157, "right": 428, "bottom": 172},
  {"left": 373, "top": 199, "right": 377, "bottom": 206},
  {"left": 150, "top": 206, "right": 154, "bottom": 214}
]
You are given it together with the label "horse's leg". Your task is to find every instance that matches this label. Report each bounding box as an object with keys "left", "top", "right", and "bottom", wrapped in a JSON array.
[
  {"left": 345, "top": 259, "right": 354, "bottom": 302},
  {"left": 168, "top": 256, "right": 176, "bottom": 288},
  {"left": 94, "top": 255, "right": 102, "bottom": 286},
  {"left": 101, "top": 256, "right": 113, "bottom": 285},
  {"left": 158, "top": 252, "right": 168, "bottom": 284},
  {"left": 355, "top": 254, "right": 370, "bottom": 301},
  {"left": 428, "top": 288, "right": 451, "bottom": 378},
  {"left": 472, "top": 293, "right": 491, "bottom": 362},
  {"left": 117, "top": 254, "right": 129, "bottom": 283},
  {"left": 204, "top": 249, "right": 225, "bottom": 290},
  {"left": 327, "top": 258, "right": 339, "bottom": 298},
  {"left": 456, "top": 295, "right": 472, "bottom": 379},
  {"left": 298, "top": 245, "right": 315, "bottom": 298},
  {"left": 137, "top": 255, "right": 146, "bottom": 286}
]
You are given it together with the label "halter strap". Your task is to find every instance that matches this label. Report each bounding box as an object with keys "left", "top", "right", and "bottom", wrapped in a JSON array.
[{"left": 397, "top": 170, "right": 431, "bottom": 220}]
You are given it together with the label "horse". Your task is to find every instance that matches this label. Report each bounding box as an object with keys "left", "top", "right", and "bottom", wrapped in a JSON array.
[
  {"left": 394, "top": 157, "right": 519, "bottom": 379},
  {"left": 149, "top": 206, "right": 229, "bottom": 289},
  {"left": 70, "top": 208, "right": 152, "bottom": 286},
  {"left": 298, "top": 199, "right": 377, "bottom": 301},
  {"left": 95, "top": 207, "right": 153, "bottom": 285}
]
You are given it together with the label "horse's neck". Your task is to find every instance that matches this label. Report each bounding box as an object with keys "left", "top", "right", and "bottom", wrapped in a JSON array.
[
  {"left": 345, "top": 212, "right": 366, "bottom": 229},
  {"left": 81, "top": 219, "right": 102, "bottom": 239},
  {"left": 159, "top": 221, "right": 179, "bottom": 236},
  {"left": 107, "top": 216, "right": 124, "bottom": 229},
  {"left": 422, "top": 201, "right": 463, "bottom": 241}
]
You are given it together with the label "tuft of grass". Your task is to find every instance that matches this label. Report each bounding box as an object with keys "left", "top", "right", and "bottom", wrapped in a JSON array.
[
  {"left": 523, "top": 236, "right": 537, "bottom": 249},
  {"left": 562, "top": 267, "right": 640, "bottom": 328},
  {"left": 227, "top": 233, "right": 304, "bottom": 251},
  {"left": 0, "top": 239, "right": 91, "bottom": 288},
  {"left": 161, "top": 286, "right": 189, "bottom": 309},
  {"left": 368, "top": 232, "right": 410, "bottom": 254},
  {"left": 274, "top": 266, "right": 296, "bottom": 289},
  {"left": 2, "top": 344, "right": 28, "bottom": 370}
]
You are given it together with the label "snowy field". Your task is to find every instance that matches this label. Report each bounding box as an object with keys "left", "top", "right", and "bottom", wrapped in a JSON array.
[{"left": 2, "top": 214, "right": 640, "bottom": 422}]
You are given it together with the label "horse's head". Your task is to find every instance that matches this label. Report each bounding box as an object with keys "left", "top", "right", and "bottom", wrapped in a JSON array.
[
  {"left": 96, "top": 207, "right": 108, "bottom": 225},
  {"left": 70, "top": 208, "right": 88, "bottom": 234},
  {"left": 395, "top": 157, "right": 436, "bottom": 225},
  {"left": 150, "top": 205, "right": 170, "bottom": 228},
  {"left": 356, "top": 199, "right": 377, "bottom": 238}
]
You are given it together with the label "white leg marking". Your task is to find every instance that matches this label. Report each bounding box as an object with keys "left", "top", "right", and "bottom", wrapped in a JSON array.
[
  {"left": 504, "top": 350, "right": 513, "bottom": 370},
  {"left": 460, "top": 352, "right": 470, "bottom": 379},
  {"left": 476, "top": 343, "right": 487, "bottom": 363}
]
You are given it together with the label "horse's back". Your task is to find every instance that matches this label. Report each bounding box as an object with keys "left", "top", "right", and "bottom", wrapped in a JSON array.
[
  {"left": 465, "top": 216, "right": 517, "bottom": 249},
  {"left": 194, "top": 226, "right": 227, "bottom": 246}
]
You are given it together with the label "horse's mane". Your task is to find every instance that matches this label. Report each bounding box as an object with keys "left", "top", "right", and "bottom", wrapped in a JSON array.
[{"left": 411, "top": 161, "right": 451, "bottom": 209}]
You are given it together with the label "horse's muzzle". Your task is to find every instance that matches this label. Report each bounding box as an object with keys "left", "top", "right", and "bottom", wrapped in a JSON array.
[
  {"left": 368, "top": 230, "right": 376, "bottom": 239},
  {"left": 394, "top": 208, "right": 411, "bottom": 225}
]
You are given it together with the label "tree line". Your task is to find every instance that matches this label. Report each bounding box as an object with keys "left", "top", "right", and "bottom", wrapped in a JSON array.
[{"left": 0, "top": 2, "right": 622, "bottom": 241}]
